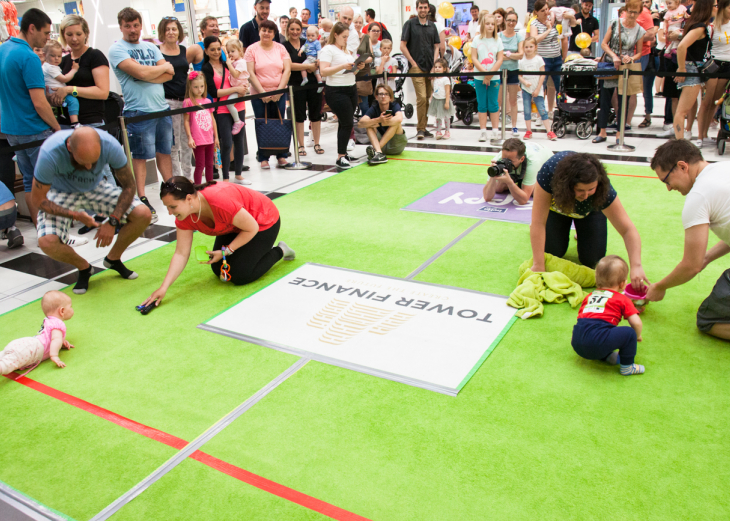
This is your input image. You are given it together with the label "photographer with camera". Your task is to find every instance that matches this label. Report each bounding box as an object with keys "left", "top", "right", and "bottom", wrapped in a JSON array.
[{"left": 483, "top": 139, "right": 553, "bottom": 205}]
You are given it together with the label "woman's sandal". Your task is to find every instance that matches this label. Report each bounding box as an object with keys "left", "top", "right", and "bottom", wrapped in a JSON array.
[
  {"left": 592, "top": 136, "right": 607, "bottom": 144},
  {"left": 314, "top": 144, "right": 324, "bottom": 154},
  {"left": 638, "top": 116, "right": 651, "bottom": 129},
  {"left": 298, "top": 145, "right": 307, "bottom": 156}
]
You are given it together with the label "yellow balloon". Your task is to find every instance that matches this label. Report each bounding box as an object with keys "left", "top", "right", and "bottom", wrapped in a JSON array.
[
  {"left": 448, "top": 35, "right": 462, "bottom": 49},
  {"left": 556, "top": 23, "right": 562, "bottom": 35},
  {"left": 575, "top": 32, "right": 592, "bottom": 49},
  {"left": 438, "top": 1, "right": 455, "bottom": 19},
  {"left": 462, "top": 42, "right": 473, "bottom": 63}
]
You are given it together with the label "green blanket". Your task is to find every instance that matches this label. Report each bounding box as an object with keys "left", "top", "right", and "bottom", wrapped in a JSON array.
[{"left": 508, "top": 256, "right": 595, "bottom": 319}]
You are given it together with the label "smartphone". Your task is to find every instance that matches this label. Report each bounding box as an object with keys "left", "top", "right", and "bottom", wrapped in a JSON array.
[{"left": 383, "top": 110, "right": 394, "bottom": 116}]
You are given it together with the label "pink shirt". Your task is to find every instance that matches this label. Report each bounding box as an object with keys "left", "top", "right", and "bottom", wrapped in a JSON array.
[
  {"left": 229, "top": 58, "right": 250, "bottom": 88},
  {"left": 244, "top": 41, "right": 291, "bottom": 94},
  {"left": 183, "top": 98, "right": 215, "bottom": 146},
  {"left": 35, "top": 316, "right": 66, "bottom": 360},
  {"left": 213, "top": 69, "right": 246, "bottom": 115}
]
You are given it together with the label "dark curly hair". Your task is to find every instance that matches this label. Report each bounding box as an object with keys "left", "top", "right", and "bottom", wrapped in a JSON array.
[{"left": 551, "top": 153, "right": 610, "bottom": 214}]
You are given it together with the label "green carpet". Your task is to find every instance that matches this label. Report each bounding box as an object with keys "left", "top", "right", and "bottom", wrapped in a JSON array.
[{"left": 2, "top": 153, "right": 729, "bottom": 520}]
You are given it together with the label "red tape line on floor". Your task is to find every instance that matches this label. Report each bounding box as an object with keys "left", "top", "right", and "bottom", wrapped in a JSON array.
[
  {"left": 3, "top": 373, "right": 370, "bottom": 521},
  {"left": 389, "top": 157, "right": 657, "bottom": 179}
]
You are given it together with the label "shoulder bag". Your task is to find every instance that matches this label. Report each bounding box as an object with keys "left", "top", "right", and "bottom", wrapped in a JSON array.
[{"left": 254, "top": 105, "right": 293, "bottom": 151}]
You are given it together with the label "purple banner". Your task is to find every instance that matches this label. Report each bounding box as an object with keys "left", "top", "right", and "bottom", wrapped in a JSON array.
[{"left": 403, "top": 182, "right": 533, "bottom": 224}]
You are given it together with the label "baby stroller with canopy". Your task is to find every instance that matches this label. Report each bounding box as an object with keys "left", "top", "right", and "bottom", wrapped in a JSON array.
[
  {"left": 551, "top": 57, "right": 600, "bottom": 140},
  {"left": 392, "top": 53, "right": 414, "bottom": 119}
]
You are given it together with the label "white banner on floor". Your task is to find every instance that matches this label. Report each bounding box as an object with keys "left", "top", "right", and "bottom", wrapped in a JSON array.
[{"left": 200, "top": 264, "right": 517, "bottom": 395}]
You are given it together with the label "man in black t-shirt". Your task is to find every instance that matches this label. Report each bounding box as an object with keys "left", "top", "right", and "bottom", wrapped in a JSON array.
[
  {"left": 568, "top": 0, "right": 600, "bottom": 53},
  {"left": 357, "top": 84, "right": 408, "bottom": 165},
  {"left": 400, "top": 0, "right": 440, "bottom": 139},
  {"left": 240, "top": 0, "right": 280, "bottom": 52}
]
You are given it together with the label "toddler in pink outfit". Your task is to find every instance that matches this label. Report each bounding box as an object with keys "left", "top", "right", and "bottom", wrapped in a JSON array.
[
  {"left": 225, "top": 39, "right": 250, "bottom": 136},
  {"left": 0, "top": 290, "right": 75, "bottom": 376}
]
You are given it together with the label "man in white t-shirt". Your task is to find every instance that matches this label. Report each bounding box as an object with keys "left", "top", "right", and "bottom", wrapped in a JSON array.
[
  {"left": 483, "top": 139, "right": 553, "bottom": 205},
  {"left": 647, "top": 141, "right": 730, "bottom": 340},
  {"left": 338, "top": 6, "right": 360, "bottom": 53},
  {"left": 467, "top": 5, "right": 480, "bottom": 41}
]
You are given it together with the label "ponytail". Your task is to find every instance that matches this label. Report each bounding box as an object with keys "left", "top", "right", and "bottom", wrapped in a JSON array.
[{"left": 160, "top": 176, "right": 216, "bottom": 200}]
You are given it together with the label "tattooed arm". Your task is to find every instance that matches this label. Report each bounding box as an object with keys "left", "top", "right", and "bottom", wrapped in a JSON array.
[
  {"left": 109, "top": 164, "right": 136, "bottom": 221},
  {"left": 31, "top": 178, "right": 97, "bottom": 228}
]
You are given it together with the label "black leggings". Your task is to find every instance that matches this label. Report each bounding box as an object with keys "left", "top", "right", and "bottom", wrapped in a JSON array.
[
  {"left": 598, "top": 84, "right": 628, "bottom": 130},
  {"left": 0, "top": 138, "right": 15, "bottom": 192},
  {"left": 544, "top": 210, "right": 607, "bottom": 269},
  {"left": 215, "top": 110, "right": 248, "bottom": 179},
  {"left": 211, "top": 219, "right": 283, "bottom": 285},
  {"left": 325, "top": 85, "right": 358, "bottom": 155}
]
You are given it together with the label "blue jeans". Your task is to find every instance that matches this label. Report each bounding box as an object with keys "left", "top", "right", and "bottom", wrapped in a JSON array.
[
  {"left": 63, "top": 95, "right": 80, "bottom": 116},
  {"left": 123, "top": 110, "right": 173, "bottom": 160},
  {"left": 7, "top": 129, "right": 54, "bottom": 192},
  {"left": 543, "top": 56, "right": 563, "bottom": 103},
  {"left": 640, "top": 54, "right": 657, "bottom": 116},
  {"left": 522, "top": 90, "right": 548, "bottom": 121},
  {"left": 251, "top": 96, "right": 290, "bottom": 162},
  {"left": 474, "top": 79, "right": 500, "bottom": 114},
  {"left": 572, "top": 318, "right": 637, "bottom": 365}
]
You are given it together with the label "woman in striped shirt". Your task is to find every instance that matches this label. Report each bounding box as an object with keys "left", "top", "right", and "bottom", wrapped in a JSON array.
[{"left": 530, "top": 0, "right": 562, "bottom": 116}]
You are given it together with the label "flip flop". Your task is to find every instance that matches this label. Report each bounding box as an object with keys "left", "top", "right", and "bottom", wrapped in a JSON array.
[
  {"left": 314, "top": 144, "right": 324, "bottom": 154},
  {"left": 298, "top": 146, "right": 307, "bottom": 156},
  {"left": 592, "top": 136, "right": 607, "bottom": 144}
]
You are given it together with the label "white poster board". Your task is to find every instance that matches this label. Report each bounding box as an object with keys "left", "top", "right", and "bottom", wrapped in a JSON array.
[{"left": 201, "top": 264, "right": 517, "bottom": 395}]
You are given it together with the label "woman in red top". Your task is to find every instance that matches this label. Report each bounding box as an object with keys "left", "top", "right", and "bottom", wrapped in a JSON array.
[{"left": 143, "top": 177, "right": 295, "bottom": 306}]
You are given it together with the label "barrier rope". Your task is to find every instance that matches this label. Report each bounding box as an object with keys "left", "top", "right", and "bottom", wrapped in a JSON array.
[{"left": 1, "top": 66, "right": 726, "bottom": 155}]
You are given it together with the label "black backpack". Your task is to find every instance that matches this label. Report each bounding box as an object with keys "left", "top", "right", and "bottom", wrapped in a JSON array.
[{"left": 104, "top": 92, "right": 125, "bottom": 145}]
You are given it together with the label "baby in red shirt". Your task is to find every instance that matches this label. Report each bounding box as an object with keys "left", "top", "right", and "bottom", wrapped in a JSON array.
[{"left": 572, "top": 255, "right": 645, "bottom": 375}]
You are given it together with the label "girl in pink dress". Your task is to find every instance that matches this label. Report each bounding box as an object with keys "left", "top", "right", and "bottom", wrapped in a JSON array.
[{"left": 184, "top": 72, "right": 220, "bottom": 185}]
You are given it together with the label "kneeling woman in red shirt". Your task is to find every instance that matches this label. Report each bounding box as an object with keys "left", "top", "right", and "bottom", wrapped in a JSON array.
[{"left": 143, "top": 177, "right": 295, "bottom": 306}]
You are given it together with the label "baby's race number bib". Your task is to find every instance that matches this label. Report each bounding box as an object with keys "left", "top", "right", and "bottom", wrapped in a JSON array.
[{"left": 583, "top": 290, "right": 612, "bottom": 314}]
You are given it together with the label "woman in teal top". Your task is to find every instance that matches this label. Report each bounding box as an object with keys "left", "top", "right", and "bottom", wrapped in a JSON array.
[{"left": 499, "top": 11, "right": 524, "bottom": 138}]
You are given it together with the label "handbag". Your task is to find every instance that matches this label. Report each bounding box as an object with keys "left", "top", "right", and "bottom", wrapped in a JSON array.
[
  {"left": 357, "top": 79, "right": 374, "bottom": 96},
  {"left": 618, "top": 62, "right": 643, "bottom": 95},
  {"left": 699, "top": 26, "right": 719, "bottom": 74},
  {"left": 254, "top": 105, "right": 293, "bottom": 151}
]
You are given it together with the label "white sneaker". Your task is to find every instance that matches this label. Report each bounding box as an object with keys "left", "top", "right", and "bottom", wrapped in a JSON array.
[
  {"left": 67, "top": 235, "right": 89, "bottom": 247},
  {"left": 304, "top": 133, "right": 314, "bottom": 147},
  {"left": 233, "top": 176, "right": 253, "bottom": 185},
  {"left": 686, "top": 132, "right": 694, "bottom": 141},
  {"left": 506, "top": 115, "right": 512, "bottom": 127},
  {"left": 692, "top": 139, "right": 703, "bottom": 147},
  {"left": 479, "top": 130, "right": 487, "bottom": 142},
  {"left": 278, "top": 241, "right": 296, "bottom": 260},
  {"left": 662, "top": 123, "right": 673, "bottom": 131},
  {"left": 491, "top": 131, "right": 499, "bottom": 140},
  {"left": 658, "top": 128, "right": 674, "bottom": 138},
  {"left": 347, "top": 139, "right": 355, "bottom": 152},
  {"left": 535, "top": 118, "right": 542, "bottom": 127},
  {"left": 702, "top": 137, "right": 715, "bottom": 147}
]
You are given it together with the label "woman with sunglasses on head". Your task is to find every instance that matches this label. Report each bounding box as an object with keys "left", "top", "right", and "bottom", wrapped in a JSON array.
[
  {"left": 499, "top": 11, "right": 524, "bottom": 137},
  {"left": 159, "top": 16, "right": 193, "bottom": 180},
  {"left": 142, "top": 177, "right": 295, "bottom": 306}
]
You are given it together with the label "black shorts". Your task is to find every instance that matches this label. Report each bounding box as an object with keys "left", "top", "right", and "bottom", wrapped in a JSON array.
[
  {"left": 506, "top": 71, "right": 520, "bottom": 85},
  {"left": 661, "top": 56, "right": 680, "bottom": 99},
  {"left": 292, "top": 85, "right": 322, "bottom": 123},
  {"left": 697, "top": 269, "right": 730, "bottom": 332}
]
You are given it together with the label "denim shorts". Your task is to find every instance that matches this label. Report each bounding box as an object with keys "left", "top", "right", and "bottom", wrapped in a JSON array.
[
  {"left": 7, "top": 128, "right": 54, "bottom": 192},
  {"left": 677, "top": 61, "right": 703, "bottom": 89},
  {"left": 124, "top": 110, "right": 173, "bottom": 160},
  {"left": 505, "top": 71, "right": 520, "bottom": 85}
]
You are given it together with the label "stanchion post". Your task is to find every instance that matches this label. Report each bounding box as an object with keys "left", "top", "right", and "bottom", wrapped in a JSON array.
[
  {"left": 607, "top": 68, "right": 635, "bottom": 152},
  {"left": 490, "top": 69, "right": 508, "bottom": 146},
  {"left": 284, "top": 86, "right": 313, "bottom": 170},
  {"left": 118, "top": 115, "right": 133, "bottom": 170}
]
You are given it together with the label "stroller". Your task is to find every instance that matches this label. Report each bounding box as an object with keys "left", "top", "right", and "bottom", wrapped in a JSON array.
[
  {"left": 392, "top": 53, "right": 414, "bottom": 119},
  {"left": 452, "top": 81, "right": 477, "bottom": 125},
  {"left": 715, "top": 79, "right": 730, "bottom": 155},
  {"left": 551, "top": 58, "right": 600, "bottom": 140}
]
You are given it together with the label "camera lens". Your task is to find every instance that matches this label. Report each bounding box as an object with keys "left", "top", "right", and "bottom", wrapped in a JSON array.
[{"left": 487, "top": 166, "right": 500, "bottom": 177}]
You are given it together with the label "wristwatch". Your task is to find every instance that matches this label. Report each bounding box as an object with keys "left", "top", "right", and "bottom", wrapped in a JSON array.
[
  {"left": 72, "top": 87, "right": 78, "bottom": 97},
  {"left": 108, "top": 216, "right": 120, "bottom": 228}
]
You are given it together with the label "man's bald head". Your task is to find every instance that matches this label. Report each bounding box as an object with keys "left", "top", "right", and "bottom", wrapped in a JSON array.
[
  {"left": 67, "top": 127, "right": 101, "bottom": 170},
  {"left": 340, "top": 7, "right": 354, "bottom": 25}
]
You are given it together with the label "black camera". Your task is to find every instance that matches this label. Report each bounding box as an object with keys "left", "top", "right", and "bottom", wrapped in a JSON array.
[{"left": 487, "top": 158, "right": 515, "bottom": 178}]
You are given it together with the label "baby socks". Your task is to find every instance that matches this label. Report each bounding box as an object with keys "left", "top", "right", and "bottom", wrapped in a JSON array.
[{"left": 620, "top": 363, "right": 645, "bottom": 376}]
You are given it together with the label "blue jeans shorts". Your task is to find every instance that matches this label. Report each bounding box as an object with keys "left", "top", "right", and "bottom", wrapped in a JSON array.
[
  {"left": 677, "top": 61, "right": 703, "bottom": 89},
  {"left": 124, "top": 110, "right": 173, "bottom": 160},
  {"left": 7, "top": 129, "right": 54, "bottom": 192}
]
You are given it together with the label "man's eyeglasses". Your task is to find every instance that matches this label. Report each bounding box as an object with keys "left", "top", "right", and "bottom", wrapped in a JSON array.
[
  {"left": 661, "top": 163, "right": 677, "bottom": 185},
  {"left": 376, "top": 92, "right": 389, "bottom": 97}
]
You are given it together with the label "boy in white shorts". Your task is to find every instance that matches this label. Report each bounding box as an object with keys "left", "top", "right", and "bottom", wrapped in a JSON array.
[{"left": 31, "top": 127, "right": 151, "bottom": 294}]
